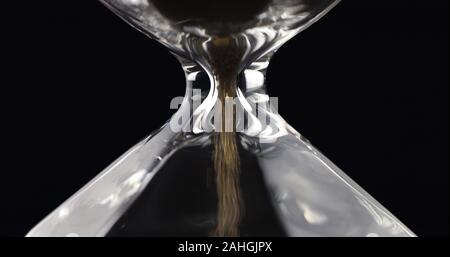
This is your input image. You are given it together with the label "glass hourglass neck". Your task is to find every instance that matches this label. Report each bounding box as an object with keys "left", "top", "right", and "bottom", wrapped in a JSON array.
[{"left": 171, "top": 47, "right": 288, "bottom": 143}]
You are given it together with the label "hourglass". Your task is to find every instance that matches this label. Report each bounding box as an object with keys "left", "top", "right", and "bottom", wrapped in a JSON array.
[{"left": 27, "top": 0, "right": 415, "bottom": 237}]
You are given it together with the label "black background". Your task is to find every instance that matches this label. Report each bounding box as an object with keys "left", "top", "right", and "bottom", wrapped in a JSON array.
[{"left": 1, "top": 0, "right": 448, "bottom": 237}]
